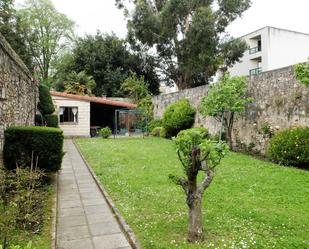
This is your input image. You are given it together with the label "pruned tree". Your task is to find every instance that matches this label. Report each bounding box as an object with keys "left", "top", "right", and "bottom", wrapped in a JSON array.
[
  {"left": 200, "top": 74, "right": 253, "bottom": 149},
  {"left": 116, "top": 0, "right": 251, "bottom": 90},
  {"left": 170, "top": 128, "right": 228, "bottom": 242}
]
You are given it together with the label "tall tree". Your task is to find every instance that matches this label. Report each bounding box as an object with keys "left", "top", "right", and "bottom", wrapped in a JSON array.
[
  {"left": 116, "top": 0, "right": 251, "bottom": 90},
  {"left": 53, "top": 32, "right": 160, "bottom": 97},
  {"left": 17, "top": 0, "right": 74, "bottom": 81},
  {"left": 0, "top": 0, "right": 33, "bottom": 69}
]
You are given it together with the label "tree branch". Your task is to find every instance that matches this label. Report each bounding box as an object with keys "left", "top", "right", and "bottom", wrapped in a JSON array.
[{"left": 197, "top": 169, "right": 214, "bottom": 195}]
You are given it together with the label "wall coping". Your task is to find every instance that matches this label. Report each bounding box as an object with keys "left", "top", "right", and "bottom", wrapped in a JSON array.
[{"left": 0, "top": 32, "right": 33, "bottom": 80}]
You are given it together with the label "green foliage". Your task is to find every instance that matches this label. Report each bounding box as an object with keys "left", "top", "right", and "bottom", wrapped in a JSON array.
[
  {"left": 4, "top": 126, "right": 64, "bottom": 171},
  {"left": 0, "top": 242, "right": 37, "bottom": 249},
  {"left": 0, "top": 167, "right": 45, "bottom": 248},
  {"left": 64, "top": 71, "right": 96, "bottom": 96},
  {"left": 53, "top": 32, "right": 160, "bottom": 97},
  {"left": 178, "top": 127, "right": 209, "bottom": 139},
  {"left": 267, "top": 126, "right": 309, "bottom": 168},
  {"left": 200, "top": 74, "right": 253, "bottom": 149},
  {"left": 148, "top": 119, "right": 163, "bottom": 132},
  {"left": 174, "top": 128, "right": 228, "bottom": 170},
  {"left": 117, "top": 0, "right": 251, "bottom": 89},
  {"left": 100, "top": 127, "right": 112, "bottom": 139},
  {"left": 121, "top": 72, "right": 149, "bottom": 103},
  {"left": 44, "top": 114, "right": 58, "bottom": 128},
  {"left": 162, "top": 99, "right": 196, "bottom": 138},
  {"left": 38, "top": 84, "right": 55, "bottom": 115},
  {"left": 151, "top": 126, "right": 166, "bottom": 138},
  {"left": 17, "top": 0, "right": 74, "bottom": 80},
  {"left": 294, "top": 60, "right": 309, "bottom": 86},
  {"left": 0, "top": 0, "right": 33, "bottom": 69}
]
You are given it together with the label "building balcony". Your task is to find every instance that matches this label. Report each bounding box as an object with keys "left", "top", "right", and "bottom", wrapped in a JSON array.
[
  {"left": 249, "top": 46, "right": 261, "bottom": 55},
  {"left": 249, "top": 67, "right": 262, "bottom": 76}
]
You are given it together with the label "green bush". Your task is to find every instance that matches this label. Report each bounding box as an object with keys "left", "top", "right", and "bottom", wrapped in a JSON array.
[
  {"left": 100, "top": 127, "right": 112, "bottom": 138},
  {"left": 162, "top": 99, "right": 196, "bottom": 138},
  {"left": 150, "top": 127, "right": 166, "bottom": 138},
  {"left": 35, "top": 114, "right": 45, "bottom": 126},
  {"left": 148, "top": 119, "right": 163, "bottom": 132},
  {"left": 267, "top": 126, "right": 309, "bottom": 168},
  {"left": 178, "top": 127, "right": 209, "bottom": 139},
  {"left": 4, "top": 126, "right": 64, "bottom": 171},
  {"left": 45, "top": 114, "right": 58, "bottom": 128},
  {"left": 38, "top": 84, "right": 55, "bottom": 115}
]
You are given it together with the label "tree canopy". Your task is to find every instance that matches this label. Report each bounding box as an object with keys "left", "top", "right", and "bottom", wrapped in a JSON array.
[
  {"left": 116, "top": 0, "right": 251, "bottom": 90},
  {"left": 53, "top": 32, "right": 160, "bottom": 97},
  {"left": 17, "top": 0, "right": 74, "bottom": 81},
  {"left": 200, "top": 74, "right": 253, "bottom": 149},
  {"left": 294, "top": 59, "right": 309, "bottom": 86}
]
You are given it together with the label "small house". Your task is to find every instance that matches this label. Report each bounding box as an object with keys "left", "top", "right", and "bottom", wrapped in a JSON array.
[{"left": 51, "top": 91, "right": 137, "bottom": 137}]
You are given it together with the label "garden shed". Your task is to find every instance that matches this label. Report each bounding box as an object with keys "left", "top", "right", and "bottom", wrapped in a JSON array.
[{"left": 51, "top": 91, "right": 136, "bottom": 137}]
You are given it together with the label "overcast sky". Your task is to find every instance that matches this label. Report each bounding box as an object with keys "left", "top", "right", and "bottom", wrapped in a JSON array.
[{"left": 16, "top": 0, "right": 309, "bottom": 38}]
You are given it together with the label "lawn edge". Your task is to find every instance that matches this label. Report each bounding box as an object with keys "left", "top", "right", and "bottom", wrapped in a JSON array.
[
  {"left": 51, "top": 172, "right": 58, "bottom": 249},
  {"left": 73, "top": 139, "right": 141, "bottom": 249}
]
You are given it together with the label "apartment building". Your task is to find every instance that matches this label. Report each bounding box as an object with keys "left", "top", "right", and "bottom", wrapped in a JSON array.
[{"left": 229, "top": 26, "right": 309, "bottom": 76}]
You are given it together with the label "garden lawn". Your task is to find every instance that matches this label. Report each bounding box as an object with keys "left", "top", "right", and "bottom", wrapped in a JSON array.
[{"left": 76, "top": 137, "right": 309, "bottom": 249}]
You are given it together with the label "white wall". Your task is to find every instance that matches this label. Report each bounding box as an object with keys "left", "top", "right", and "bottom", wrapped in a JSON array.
[
  {"left": 267, "top": 27, "right": 309, "bottom": 71},
  {"left": 52, "top": 96, "right": 90, "bottom": 137}
]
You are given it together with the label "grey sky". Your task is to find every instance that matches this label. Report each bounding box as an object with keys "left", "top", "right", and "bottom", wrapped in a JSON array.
[{"left": 16, "top": 0, "right": 309, "bottom": 38}]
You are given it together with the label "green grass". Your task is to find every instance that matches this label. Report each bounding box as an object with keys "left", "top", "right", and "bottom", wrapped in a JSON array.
[
  {"left": 76, "top": 137, "right": 309, "bottom": 249},
  {"left": 1, "top": 175, "right": 55, "bottom": 249}
]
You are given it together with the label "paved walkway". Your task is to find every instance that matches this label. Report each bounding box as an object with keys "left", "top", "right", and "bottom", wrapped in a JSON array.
[{"left": 56, "top": 140, "right": 132, "bottom": 249}]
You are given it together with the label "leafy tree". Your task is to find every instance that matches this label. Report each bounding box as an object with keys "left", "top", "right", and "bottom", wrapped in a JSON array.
[
  {"left": 116, "top": 0, "right": 251, "bottom": 89},
  {"left": 17, "top": 0, "right": 74, "bottom": 81},
  {"left": 170, "top": 128, "right": 228, "bottom": 242},
  {"left": 64, "top": 71, "right": 96, "bottom": 96},
  {"left": 121, "top": 72, "right": 149, "bottom": 103},
  {"left": 294, "top": 59, "right": 309, "bottom": 86},
  {"left": 53, "top": 32, "right": 160, "bottom": 97},
  {"left": 200, "top": 74, "right": 253, "bottom": 149},
  {"left": 0, "top": 0, "right": 33, "bottom": 69}
]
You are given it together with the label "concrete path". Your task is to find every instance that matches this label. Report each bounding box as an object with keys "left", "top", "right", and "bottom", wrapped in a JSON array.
[{"left": 56, "top": 140, "right": 132, "bottom": 249}]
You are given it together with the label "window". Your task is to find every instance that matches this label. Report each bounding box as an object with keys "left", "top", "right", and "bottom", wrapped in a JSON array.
[{"left": 59, "top": 107, "right": 78, "bottom": 124}]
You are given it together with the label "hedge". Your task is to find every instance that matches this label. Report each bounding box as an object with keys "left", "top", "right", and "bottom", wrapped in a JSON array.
[
  {"left": 45, "top": 114, "right": 59, "bottom": 128},
  {"left": 267, "top": 126, "right": 309, "bottom": 168},
  {"left": 4, "top": 126, "right": 64, "bottom": 171}
]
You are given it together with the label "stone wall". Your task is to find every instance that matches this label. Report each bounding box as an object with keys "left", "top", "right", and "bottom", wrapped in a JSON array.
[
  {"left": 153, "top": 66, "right": 309, "bottom": 154},
  {"left": 0, "top": 33, "right": 38, "bottom": 159}
]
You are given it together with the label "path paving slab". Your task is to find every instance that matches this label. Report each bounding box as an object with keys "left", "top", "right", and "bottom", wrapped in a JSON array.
[{"left": 56, "top": 140, "right": 132, "bottom": 249}]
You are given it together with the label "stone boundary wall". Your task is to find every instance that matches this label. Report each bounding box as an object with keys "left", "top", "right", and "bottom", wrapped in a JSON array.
[
  {"left": 153, "top": 66, "right": 309, "bottom": 154},
  {"left": 0, "top": 32, "right": 38, "bottom": 160}
]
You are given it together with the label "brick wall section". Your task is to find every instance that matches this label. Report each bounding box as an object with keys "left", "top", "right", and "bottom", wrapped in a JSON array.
[
  {"left": 0, "top": 33, "right": 38, "bottom": 161},
  {"left": 153, "top": 66, "right": 309, "bottom": 154}
]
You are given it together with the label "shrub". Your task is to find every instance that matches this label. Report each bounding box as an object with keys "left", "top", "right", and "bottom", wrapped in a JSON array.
[
  {"left": 45, "top": 114, "right": 58, "bottom": 128},
  {"left": 148, "top": 119, "right": 163, "bottom": 132},
  {"left": 38, "top": 85, "right": 55, "bottom": 115},
  {"left": 151, "top": 127, "right": 162, "bottom": 137},
  {"left": 4, "top": 126, "right": 64, "bottom": 171},
  {"left": 162, "top": 99, "right": 196, "bottom": 138},
  {"left": 34, "top": 114, "right": 45, "bottom": 126},
  {"left": 160, "top": 127, "right": 166, "bottom": 138},
  {"left": 100, "top": 127, "right": 112, "bottom": 138},
  {"left": 178, "top": 127, "right": 209, "bottom": 139},
  {"left": 267, "top": 126, "right": 309, "bottom": 168}
]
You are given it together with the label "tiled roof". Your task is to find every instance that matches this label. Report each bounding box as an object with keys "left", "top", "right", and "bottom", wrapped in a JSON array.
[{"left": 50, "top": 91, "right": 137, "bottom": 109}]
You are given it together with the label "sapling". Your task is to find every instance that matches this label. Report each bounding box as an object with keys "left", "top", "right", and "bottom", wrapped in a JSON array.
[{"left": 170, "top": 128, "right": 228, "bottom": 242}]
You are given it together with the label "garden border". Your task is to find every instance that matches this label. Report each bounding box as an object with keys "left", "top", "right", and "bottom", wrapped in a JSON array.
[
  {"left": 73, "top": 139, "right": 141, "bottom": 249},
  {"left": 51, "top": 173, "right": 58, "bottom": 249}
]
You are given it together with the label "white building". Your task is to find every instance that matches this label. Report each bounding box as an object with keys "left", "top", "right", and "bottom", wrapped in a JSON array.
[
  {"left": 51, "top": 91, "right": 136, "bottom": 137},
  {"left": 229, "top": 26, "right": 309, "bottom": 76}
]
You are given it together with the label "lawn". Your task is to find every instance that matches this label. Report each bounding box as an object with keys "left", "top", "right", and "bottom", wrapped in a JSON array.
[{"left": 76, "top": 137, "right": 309, "bottom": 249}]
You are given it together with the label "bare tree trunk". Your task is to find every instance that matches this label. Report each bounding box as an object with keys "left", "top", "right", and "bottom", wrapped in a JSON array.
[
  {"left": 226, "top": 128, "right": 233, "bottom": 150},
  {"left": 188, "top": 193, "right": 203, "bottom": 242}
]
